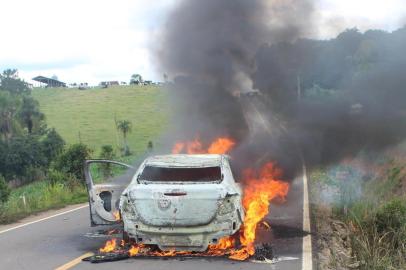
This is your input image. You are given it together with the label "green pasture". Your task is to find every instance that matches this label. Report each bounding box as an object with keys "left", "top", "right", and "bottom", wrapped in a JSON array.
[{"left": 32, "top": 85, "right": 170, "bottom": 157}]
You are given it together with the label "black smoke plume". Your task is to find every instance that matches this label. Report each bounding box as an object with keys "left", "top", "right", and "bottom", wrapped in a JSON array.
[{"left": 155, "top": 0, "right": 406, "bottom": 179}]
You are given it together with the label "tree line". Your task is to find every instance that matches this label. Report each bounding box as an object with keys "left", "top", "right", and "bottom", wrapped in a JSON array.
[{"left": 0, "top": 69, "right": 92, "bottom": 203}]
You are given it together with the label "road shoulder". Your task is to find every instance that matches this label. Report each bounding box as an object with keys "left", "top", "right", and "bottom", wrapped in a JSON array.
[{"left": 0, "top": 203, "right": 88, "bottom": 233}]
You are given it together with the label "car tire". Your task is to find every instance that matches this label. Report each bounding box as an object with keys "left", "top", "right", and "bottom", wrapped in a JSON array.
[
  {"left": 232, "top": 231, "right": 241, "bottom": 248},
  {"left": 123, "top": 231, "right": 130, "bottom": 243}
]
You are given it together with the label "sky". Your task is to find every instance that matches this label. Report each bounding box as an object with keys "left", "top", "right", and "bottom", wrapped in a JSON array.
[{"left": 1, "top": 0, "right": 405, "bottom": 86}]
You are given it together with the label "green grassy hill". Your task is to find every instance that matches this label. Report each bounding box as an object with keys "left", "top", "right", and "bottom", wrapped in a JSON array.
[{"left": 32, "top": 85, "right": 170, "bottom": 157}]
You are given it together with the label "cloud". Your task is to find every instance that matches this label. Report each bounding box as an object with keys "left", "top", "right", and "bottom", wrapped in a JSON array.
[
  {"left": 1, "top": 0, "right": 405, "bottom": 84},
  {"left": 0, "top": 0, "right": 176, "bottom": 84},
  {"left": 317, "top": 0, "right": 406, "bottom": 38}
]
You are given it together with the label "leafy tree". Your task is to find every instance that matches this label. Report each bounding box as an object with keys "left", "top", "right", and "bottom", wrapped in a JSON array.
[
  {"left": 100, "top": 145, "right": 115, "bottom": 160},
  {"left": 0, "top": 91, "right": 21, "bottom": 140},
  {"left": 99, "top": 145, "right": 116, "bottom": 178},
  {"left": 0, "top": 175, "right": 10, "bottom": 203},
  {"left": 0, "top": 69, "right": 30, "bottom": 95},
  {"left": 3, "top": 135, "right": 47, "bottom": 181},
  {"left": 54, "top": 143, "right": 92, "bottom": 181},
  {"left": 130, "top": 74, "right": 143, "bottom": 85},
  {"left": 42, "top": 128, "right": 65, "bottom": 165},
  {"left": 18, "top": 96, "right": 44, "bottom": 134},
  {"left": 116, "top": 120, "right": 132, "bottom": 156},
  {"left": 0, "top": 140, "right": 6, "bottom": 173},
  {"left": 0, "top": 69, "right": 54, "bottom": 183},
  {"left": 0, "top": 130, "right": 64, "bottom": 182},
  {"left": 2, "top": 69, "right": 18, "bottom": 78}
]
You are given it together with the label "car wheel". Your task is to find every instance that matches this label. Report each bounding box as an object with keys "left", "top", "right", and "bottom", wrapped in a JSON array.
[
  {"left": 123, "top": 231, "right": 130, "bottom": 243},
  {"left": 228, "top": 231, "right": 240, "bottom": 248}
]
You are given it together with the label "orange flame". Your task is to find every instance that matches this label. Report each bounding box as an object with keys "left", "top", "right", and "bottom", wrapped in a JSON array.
[
  {"left": 128, "top": 245, "right": 141, "bottom": 257},
  {"left": 151, "top": 249, "right": 179, "bottom": 256},
  {"left": 172, "top": 137, "right": 235, "bottom": 155},
  {"left": 208, "top": 137, "right": 236, "bottom": 154},
  {"left": 230, "top": 162, "right": 289, "bottom": 260},
  {"left": 113, "top": 211, "right": 120, "bottom": 221},
  {"left": 99, "top": 238, "right": 117, "bottom": 253},
  {"left": 172, "top": 142, "right": 185, "bottom": 154},
  {"left": 208, "top": 237, "right": 234, "bottom": 250},
  {"left": 206, "top": 236, "right": 235, "bottom": 256}
]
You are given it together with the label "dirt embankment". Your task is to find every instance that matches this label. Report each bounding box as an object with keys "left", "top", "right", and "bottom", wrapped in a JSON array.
[{"left": 313, "top": 205, "right": 358, "bottom": 269}]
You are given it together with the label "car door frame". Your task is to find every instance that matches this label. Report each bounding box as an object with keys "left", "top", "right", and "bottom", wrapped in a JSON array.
[{"left": 84, "top": 159, "right": 134, "bottom": 226}]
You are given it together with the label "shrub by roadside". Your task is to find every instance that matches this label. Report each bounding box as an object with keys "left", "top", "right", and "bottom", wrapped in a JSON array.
[
  {"left": 349, "top": 198, "right": 406, "bottom": 269},
  {"left": 53, "top": 143, "right": 93, "bottom": 181},
  {"left": 0, "top": 143, "right": 92, "bottom": 224},
  {"left": 0, "top": 175, "right": 11, "bottom": 203}
]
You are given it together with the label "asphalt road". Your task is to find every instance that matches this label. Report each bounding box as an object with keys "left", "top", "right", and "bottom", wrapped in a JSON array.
[{"left": 0, "top": 167, "right": 312, "bottom": 270}]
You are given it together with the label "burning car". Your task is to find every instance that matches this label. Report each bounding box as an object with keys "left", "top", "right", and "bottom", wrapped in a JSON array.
[{"left": 84, "top": 154, "right": 244, "bottom": 252}]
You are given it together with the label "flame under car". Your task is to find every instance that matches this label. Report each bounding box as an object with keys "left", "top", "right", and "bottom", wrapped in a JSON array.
[{"left": 84, "top": 154, "right": 244, "bottom": 252}]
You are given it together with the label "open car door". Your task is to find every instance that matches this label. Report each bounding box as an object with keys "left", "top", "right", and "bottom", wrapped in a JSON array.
[{"left": 84, "top": 160, "right": 134, "bottom": 226}]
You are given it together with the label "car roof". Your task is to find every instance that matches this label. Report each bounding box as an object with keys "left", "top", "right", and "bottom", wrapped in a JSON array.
[{"left": 145, "top": 154, "right": 223, "bottom": 168}]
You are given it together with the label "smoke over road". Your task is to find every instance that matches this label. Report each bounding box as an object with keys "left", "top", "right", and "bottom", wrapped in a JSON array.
[{"left": 155, "top": 0, "right": 406, "bottom": 179}]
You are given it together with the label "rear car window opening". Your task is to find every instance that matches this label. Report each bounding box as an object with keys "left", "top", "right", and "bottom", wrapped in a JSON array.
[{"left": 139, "top": 166, "right": 222, "bottom": 182}]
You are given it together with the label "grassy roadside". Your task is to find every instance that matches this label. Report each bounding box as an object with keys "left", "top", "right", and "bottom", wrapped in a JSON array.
[
  {"left": 0, "top": 180, "right": 87, "bottom": 224},
  {"left": 310, "top": 150, "right": 406, "bottom": 270},
  {"left": 0, "top": 154, "right": 145, "bottom": 225}
]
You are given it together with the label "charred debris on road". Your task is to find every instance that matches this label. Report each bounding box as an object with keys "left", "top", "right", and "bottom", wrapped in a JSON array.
[{"left": 82, "top": 242, "right": 274, "bottom": 263}]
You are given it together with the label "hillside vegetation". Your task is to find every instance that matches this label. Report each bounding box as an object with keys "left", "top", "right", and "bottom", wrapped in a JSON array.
[
  {"left": 311, "top": 148, "right": 406, "bottom": 270},
  {"left": 32, "top": 85, "right": 170, "bottom": 156}
]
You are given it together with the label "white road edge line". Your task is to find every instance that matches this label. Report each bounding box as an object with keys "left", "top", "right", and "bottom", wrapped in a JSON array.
[
  {"left": 0, "top": 204, "right": 88, "bottom": 235},
  {"left": 302, "top": 164, "right": 313, "bottom": 270}
]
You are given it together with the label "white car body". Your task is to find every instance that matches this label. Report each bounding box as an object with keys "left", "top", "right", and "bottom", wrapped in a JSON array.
[{"left": 84, "top": 154, "right": 244, "bottom": 252}]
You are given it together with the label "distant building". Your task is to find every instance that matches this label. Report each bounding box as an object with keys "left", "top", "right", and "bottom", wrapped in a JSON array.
[
  {"left": 32, "top": 76, "right": 66, "bottom": 87},
  {"left": 100, "top": 81, "right": 120, "bottom": 88},
  {"left": 78, "top": 83, "right": 89, "bottom": 90}
]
